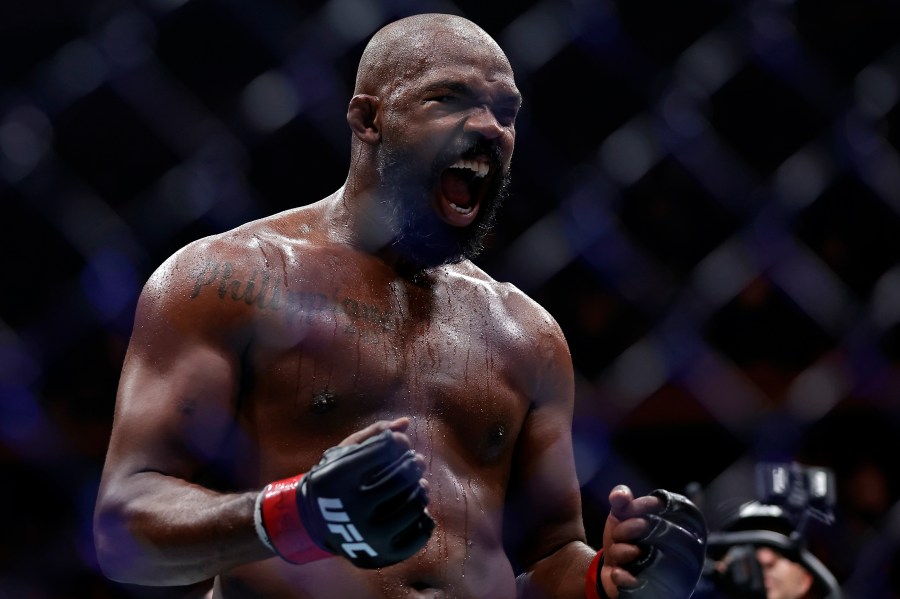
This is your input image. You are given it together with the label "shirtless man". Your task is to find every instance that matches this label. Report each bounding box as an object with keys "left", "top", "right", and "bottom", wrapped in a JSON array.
[{"left": 93, "top": 13, "right": 706, "bottom": 599}]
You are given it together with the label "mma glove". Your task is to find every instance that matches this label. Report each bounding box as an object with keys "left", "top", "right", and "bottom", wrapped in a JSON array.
[
  {"left": 712, "top": 545, "right": 767, "bottom": 599},
  {"left": 255, "top": 429, "right": 434, "bottom": 569},
  {"left": 590, "top": 489, "right": 707, "bottom": 598}
]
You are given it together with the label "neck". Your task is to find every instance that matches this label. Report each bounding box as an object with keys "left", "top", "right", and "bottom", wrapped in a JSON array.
[{"left": 322, "top": 185, "right": 414, "bottom": 273}]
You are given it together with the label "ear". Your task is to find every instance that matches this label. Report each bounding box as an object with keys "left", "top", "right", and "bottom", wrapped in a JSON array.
[
  {"left": 347, "top": 94, "right": 381, "bottom": 144},
  {"left": 798, "top": 570, "right": 814, "bottom": 597}
]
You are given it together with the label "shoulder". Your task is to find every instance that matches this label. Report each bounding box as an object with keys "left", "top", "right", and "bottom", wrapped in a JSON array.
[
  {"left": 145, "top": 220, "right": 266, "bottom": 298},
  {"left": 446, "top": 262, "right": 572, "bottom": 383},
  {"left": 148, "top": 204, "right": 327, "bottom": 290},
  {"left": 136, "top": 208, "right": 316, "bottom": 331},
  {"left": 447, "top": 261, "right": 567, "bottom": 340},
  {"left": 447, "top": 263, "right": 574, "bottom": 411}
]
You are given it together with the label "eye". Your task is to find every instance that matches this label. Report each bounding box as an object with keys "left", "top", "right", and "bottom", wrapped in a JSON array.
[
  {"left": 497, "top": 109, "right": 517, "bottom": 126},
  {"left": 427, "top": 95, "right": 459, "bottom": 104},
  {"left": 495, "top": 107, "right": 519, "bottom": 127}
]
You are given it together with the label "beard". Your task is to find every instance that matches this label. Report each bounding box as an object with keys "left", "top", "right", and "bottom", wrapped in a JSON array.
[{"left": 375, "top": 138, "right": 510, "bottom": 277}]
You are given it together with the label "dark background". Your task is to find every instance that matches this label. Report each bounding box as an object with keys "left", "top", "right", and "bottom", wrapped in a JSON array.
[{"left": 2, "top": 0, "right": 900, "bottom": 597}]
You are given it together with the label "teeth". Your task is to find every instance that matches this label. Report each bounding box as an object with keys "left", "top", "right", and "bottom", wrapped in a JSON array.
[
  {"left": 450, "top": 158, "right": 489, "bottom": 178},
  {"left": 449, "top": 202, "right": 474, "bottom": 215}
]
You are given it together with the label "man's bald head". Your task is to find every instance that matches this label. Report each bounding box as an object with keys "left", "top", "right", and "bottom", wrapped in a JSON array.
[
  {"left": 354, "top": 13, "right": 511, "bottom": 98},
  {"left": 342, "top": 13, "right": 519, "bottom": 273}
]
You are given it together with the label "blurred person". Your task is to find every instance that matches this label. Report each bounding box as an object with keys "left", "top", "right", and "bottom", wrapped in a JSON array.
[
  {"left": 699, "top": 502, "right": 838, "bottom": 599},
  {"left": 93, "top": 13, "right": 707, "bottom": 599},
  {"left": 753, "top": 546, "right": 815, "bottom": 599}
]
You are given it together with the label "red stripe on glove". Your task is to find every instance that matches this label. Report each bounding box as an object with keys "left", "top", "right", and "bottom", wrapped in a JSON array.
[
  {"left": 260, "top": 474, "right": 333, "bottom": 564},
  {"left": 586, "top": 549, "right": 610, "bottom": 599}
]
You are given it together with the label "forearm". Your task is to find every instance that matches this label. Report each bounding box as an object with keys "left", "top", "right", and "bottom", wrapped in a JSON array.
[
  {"left": 94, "top": 472, "right": 272, "bottom": 586},
  {"left": 517, "top": 540, "right": 597, "bottom": 599}
]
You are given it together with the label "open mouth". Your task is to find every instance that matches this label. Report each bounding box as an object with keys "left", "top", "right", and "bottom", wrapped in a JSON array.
[{"left": 436, "top": 156, "right": 492, "bottom": 226}]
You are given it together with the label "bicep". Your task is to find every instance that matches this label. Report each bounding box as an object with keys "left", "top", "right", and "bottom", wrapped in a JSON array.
[
  {"left": 506, "top": 327, "right": 586, "bottom": 570},
  {"left": 107, "top": 342, "right": 240, "bottom": 481},
  {"left": 102, "top": 272, "right": 244, "bottom": 489}
]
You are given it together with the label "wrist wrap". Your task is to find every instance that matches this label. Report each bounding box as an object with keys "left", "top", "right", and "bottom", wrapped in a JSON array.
[
  {"left": 586, "top": 549, "right": 610, "bottom": 599},
  {"left": 256, "top": 474, "right": 333, "bottom": 564}
]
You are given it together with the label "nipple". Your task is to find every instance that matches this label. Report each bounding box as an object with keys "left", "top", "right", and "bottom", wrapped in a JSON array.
[{"left": 311, "top": 390, "right": 337, "bottom": 414}]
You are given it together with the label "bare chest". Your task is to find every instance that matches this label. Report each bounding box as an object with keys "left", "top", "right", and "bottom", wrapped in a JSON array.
[{"left": 227, "top": 270, "right": 534, "bottom": 474}]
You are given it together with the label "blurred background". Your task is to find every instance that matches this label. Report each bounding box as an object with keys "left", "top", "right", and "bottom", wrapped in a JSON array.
[{"left": 2, "top": 0, "right": 900, "bottom": 596}]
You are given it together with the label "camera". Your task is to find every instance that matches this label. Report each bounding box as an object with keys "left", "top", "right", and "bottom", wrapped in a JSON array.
[
  {"left": 756, "top": 462, "right": 836, "bottom": 531},
  {"left": 693, "top": 462, "right": 842, "bottom": 599}
]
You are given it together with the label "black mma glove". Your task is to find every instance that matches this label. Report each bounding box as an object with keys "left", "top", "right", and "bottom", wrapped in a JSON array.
[
  {"left": 619, "top": 489, "right": 708, "bottom": 598},
  {"left": 255, "top": 429, "right": 434, "bottom": 569},
  {"left": 713, "top": 545, "right": 766, "bottom": 599}
]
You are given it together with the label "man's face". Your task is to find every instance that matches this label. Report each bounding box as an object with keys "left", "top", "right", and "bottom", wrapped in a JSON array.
[
  {"left": 376, "top": 135, "right": 510, "bottom": 271},
  {"left": 373, "top": 35, "right": 520, "bottom": 272},
  {"left": 756, "top": 547, "right": 814, "bottom": 599}
]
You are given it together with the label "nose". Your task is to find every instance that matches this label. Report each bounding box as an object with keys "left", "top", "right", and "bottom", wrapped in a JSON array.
[
  {"left": 463, "top": 105, "right": 504, "bottom": 140},
  {"left": 755, "top": 546, "right": 778, "bottom": 568}
]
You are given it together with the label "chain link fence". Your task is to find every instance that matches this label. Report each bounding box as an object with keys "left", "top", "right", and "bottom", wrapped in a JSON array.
[{"left": 2, "top": 0, "right": 899, "bottom": 596}]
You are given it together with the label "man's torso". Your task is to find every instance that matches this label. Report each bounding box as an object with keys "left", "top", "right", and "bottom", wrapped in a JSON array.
[{"left": 184, "top": 210, "right": 548, "bottom": 598}]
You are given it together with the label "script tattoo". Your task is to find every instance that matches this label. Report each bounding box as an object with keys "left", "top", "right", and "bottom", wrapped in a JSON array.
[
  {"left": 192, "top": 261, "right": 282, "bottom": 308},
  {"left": 190, "top": 261, "right": 396, "bottom": 333}
]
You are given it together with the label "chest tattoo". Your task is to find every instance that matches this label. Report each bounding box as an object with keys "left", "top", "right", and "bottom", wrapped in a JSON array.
[{"left": 190, "top": 261, "right": 397, "bottom": 333}]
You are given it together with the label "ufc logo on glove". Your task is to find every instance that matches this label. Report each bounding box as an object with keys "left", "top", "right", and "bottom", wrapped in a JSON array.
[{"left": 318, "top": 497, "right": 378, "bottom": 558}]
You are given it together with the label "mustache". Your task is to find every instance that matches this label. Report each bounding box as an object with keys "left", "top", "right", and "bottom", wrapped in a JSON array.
[
  {"left": 438, "top": 138, "right": 504, "bottom": 174},
  {"left": 464, "top": 139, "right": 502, "bottom": 162}
]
